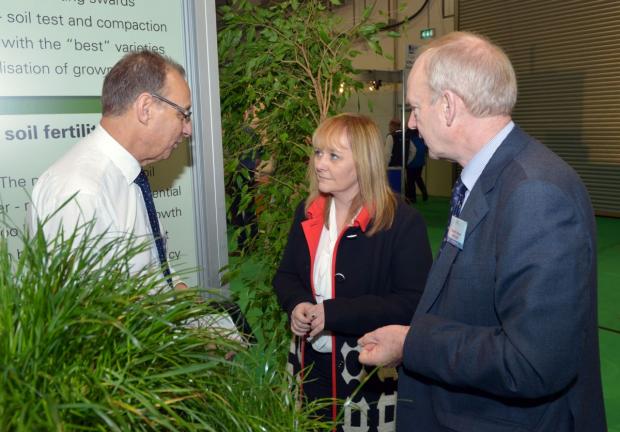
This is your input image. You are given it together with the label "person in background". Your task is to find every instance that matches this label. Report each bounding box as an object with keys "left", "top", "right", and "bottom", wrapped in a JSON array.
[
  {"left": 385, "top": 118, "right": 413, "bottom": 169},
  {"left": 385, "top": 118, "right": 415, "bottom": 196},
  {"left": 28, "top": 50, "right": 192, "bottom": 290},
  {"left": 274, "top": 113, "right": 432, "bottom": 431},
  {"left": 358, "top": 31, "right": 606, "bottom": 431},
  {"left": 405, "top": 129, "right": 429, "bottom": 203},
  {"left": 228, "top": 103, "right": 275, "bottom": 252}
]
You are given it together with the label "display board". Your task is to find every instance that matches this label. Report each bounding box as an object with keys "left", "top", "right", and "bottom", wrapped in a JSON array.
[{"left": 0, "top": 0, "right": 209, "bottom": 287}]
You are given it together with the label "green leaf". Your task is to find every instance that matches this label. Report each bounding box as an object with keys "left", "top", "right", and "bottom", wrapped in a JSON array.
[
  {"left": 367, "top": 39, "right": 383, "bottom": 55},
  {"left": 362, "top": 4, "right": 375, "bottom": 21},
  {"left": 358, "top": 23, "right": 378, "bottom": 37}
]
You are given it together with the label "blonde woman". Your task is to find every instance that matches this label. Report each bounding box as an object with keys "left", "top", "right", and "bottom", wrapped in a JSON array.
[{"left": 273, "top": 113, "right": 432, "bottom": 431}]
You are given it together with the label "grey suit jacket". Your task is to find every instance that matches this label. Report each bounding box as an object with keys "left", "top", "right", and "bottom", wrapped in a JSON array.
[{"left": 396, "top": 125, "right": 606, "bottom": 431}]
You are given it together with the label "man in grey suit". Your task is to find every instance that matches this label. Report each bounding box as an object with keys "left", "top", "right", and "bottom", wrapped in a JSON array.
[{"left": 358, "top": 32, "right": 606, "bottom": 431}]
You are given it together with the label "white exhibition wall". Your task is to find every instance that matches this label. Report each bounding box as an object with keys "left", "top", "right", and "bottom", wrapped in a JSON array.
[{"left": 0, "top": 0, "right": 226, "bottom": 288}]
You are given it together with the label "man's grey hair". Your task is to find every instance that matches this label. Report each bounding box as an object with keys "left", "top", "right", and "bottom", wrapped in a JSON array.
[
  {"left": 419, "top": 31, "right": 517, "bottom": 117},
  {"left": 101, "top": 50, "right": 185, "bottom": 116}
]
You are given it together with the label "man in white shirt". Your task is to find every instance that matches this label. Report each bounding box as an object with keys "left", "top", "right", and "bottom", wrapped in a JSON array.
[{"left": 28, "top": 50, "right": 192, "bottom": 289}]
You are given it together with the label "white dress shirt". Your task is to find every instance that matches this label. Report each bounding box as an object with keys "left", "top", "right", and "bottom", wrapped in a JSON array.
[{"left": 28, "top": 124, "right": 161, "bottom": 277}]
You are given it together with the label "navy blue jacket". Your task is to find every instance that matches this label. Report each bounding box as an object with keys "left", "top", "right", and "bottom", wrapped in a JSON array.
[
  {"left": 274, "top": 196, "right": 432, "bottom": 430},
  {"left": 397, "top": 125, "right": 606, "bottom": 431}
]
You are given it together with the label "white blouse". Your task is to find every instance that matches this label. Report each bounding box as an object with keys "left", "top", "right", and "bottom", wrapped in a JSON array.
[
  {"left": 310, "top": 199, "right": 360, "bottom": 353},
  {"left": 309, "top": 199, "right": 339, "bottom": 352}
]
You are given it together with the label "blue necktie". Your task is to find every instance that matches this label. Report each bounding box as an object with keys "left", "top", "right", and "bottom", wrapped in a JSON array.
[
  {"left": 439, "top": 176, "right": 467, "bottom": 253},
  {"left": 134, "top": 170, "right": 173, "bottom": 288}
]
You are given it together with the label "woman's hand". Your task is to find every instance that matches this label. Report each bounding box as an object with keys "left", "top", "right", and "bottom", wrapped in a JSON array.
[
  {"left": 290, "top": 302, "right": 314, "bottom": 336},
  {"left": 308, "top": 303, "right": 325, "bottom": 337}
]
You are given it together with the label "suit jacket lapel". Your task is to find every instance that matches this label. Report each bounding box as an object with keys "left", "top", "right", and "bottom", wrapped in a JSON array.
[
  {"left": 414, "top": 125, "right": 529, "bottom": 316},
  {"left": 415, "top": 241, "right": 459, "bottom": 316},
  {"left": 414, "top": 190, "right": 490, "bottom": 316}
]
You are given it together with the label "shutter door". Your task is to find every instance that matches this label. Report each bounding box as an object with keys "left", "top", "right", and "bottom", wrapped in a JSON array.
[{"left": 457, "top": 0, "right": 620, "bottom": 216}]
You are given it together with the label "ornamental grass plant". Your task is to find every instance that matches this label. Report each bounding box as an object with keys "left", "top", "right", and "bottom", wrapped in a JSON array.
[{"left": 0, "top": 220, "right": 331, "bottom": 431}]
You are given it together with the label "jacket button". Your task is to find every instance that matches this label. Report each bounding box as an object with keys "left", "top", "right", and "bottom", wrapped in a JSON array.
[{"left": 335, "top": 273, "right": 345, "bottom": 282}]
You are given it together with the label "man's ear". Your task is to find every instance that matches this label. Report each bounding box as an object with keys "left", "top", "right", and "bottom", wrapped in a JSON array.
[
  {"left": 442, "top": 90, "right": 458, "bottom": 127},
  {"left": 135, "top": 92, "right": 153, "bottom": 125}
]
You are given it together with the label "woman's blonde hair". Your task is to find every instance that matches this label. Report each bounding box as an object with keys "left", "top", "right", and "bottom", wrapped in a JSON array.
[{"left": 305, "top": 113, "right": 396, "bottom": 236}]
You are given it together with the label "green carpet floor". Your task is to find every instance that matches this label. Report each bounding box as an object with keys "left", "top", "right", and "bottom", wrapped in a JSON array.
[
  {"left": 595, "top": 216, "right": 620, "bottom": 431},
  {"left": 231, "top": 196, "right": 620, "bottom": 429}
]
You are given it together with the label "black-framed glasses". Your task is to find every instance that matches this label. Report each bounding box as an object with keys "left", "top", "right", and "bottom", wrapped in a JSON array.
[{"left": 150, "top": 93, "right": 192, "bottom": 122}]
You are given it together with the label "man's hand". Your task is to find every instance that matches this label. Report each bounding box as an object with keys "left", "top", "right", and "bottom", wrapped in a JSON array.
[
  {"left": 174, "top": 281, "right": 188, "bottom": 291},
  {"left": 358, "top": 325, "right": 410, "bottom": 368},
  {"left": 290, "top": 302, "right": 314, "bottom": 336}
]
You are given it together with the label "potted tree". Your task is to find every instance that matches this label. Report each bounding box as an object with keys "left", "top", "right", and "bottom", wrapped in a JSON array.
[{"left": 218, "top": 0, "right": 394, "bottom": 348}]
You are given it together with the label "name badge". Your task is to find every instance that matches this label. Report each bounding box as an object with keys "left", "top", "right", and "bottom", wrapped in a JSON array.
[{"left": 446, "top": 216, "right": 467, "bottom": 249}]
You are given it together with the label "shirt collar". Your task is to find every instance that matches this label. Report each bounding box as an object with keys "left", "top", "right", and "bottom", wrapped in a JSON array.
[
  {"left": 94, "top": 124, "right": 142, "bottom": 185},
  {"left": 461, "top": 120, "right": 514, "bottom": 193},
  {"left": 306, "top": 195, "right": 372, "bottom": 233}
]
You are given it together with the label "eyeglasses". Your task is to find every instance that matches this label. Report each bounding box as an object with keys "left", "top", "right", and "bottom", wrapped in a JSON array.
[{"left": 150, "top": 93, "right": 192, "bottom": 122}]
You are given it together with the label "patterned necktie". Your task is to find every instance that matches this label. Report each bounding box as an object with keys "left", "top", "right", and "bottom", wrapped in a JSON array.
[
  {"left": 134, "top": 170, "right": 173, "bottom": 288},
  {"left": 439, "top": 176, "right": 467, "bottom": 253}
]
